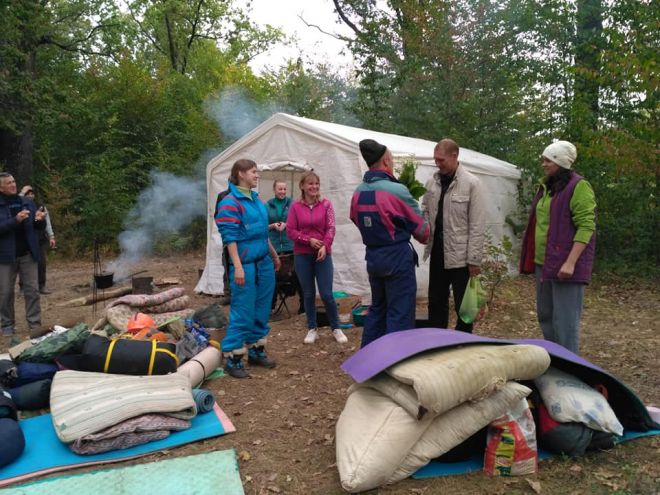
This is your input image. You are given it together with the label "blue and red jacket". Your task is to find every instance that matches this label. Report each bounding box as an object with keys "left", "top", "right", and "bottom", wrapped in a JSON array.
[
  {"left": 214, "top": 182, "right": 270, "bottom": 264},
  {"left": 350, "top": 170, "right": 430, "bottom": 247}
]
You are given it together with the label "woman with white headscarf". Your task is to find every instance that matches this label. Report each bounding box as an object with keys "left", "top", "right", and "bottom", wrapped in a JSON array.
[{"left": 520, "top": 141, "right": 596, "bottom": 354}]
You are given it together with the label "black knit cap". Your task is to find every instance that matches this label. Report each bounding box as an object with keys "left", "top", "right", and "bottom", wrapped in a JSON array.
[{"left": 359, "top": 139, "right": 387, "bottom": 166}]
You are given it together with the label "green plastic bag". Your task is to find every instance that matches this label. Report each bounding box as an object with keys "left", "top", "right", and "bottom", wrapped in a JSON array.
[{"left": 459, "top": 277, "right": 487, "bottom": 324}]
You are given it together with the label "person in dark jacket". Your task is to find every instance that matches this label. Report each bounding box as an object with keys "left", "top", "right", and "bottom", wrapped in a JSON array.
[
  {"left": 20, "top": 186, "right": 56, "bottom": 295},
  {"left": 0, "top": 173, "right": 46, "bottom": 337},
  {"left": 266, "top": 180, "right": 303, "bottom": 313},
  {"left": 350, "top": 139, "right": 430, "bottom": 347},
  {"left": 519, "top": 141, "right": 596, "bottom": 354}
]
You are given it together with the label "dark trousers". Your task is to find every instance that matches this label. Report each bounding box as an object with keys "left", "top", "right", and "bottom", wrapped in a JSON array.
[
  {"left": 361, "top": 243, "right": 417, "bottom": 348},
  {"left": 38, "top": 242, "right": 48, "bottom": 289},
  {"left": 428, "top": 254, "right": 472, "bottom": 333}
]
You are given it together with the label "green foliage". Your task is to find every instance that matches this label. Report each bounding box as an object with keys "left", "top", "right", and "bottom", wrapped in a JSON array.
[
  {"left": 480, "top": 233, "right": 515, "bottom": 306},
  {"left": 395, "top": 160, "right": 427, "bottom": 200},
  {"left": 0, "top": 0, "right": 656, "bottom": 278}
]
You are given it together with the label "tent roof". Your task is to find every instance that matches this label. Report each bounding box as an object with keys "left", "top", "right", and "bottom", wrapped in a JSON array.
[{"left": 213, "top": 113, "right": 521, "bottom": 179}]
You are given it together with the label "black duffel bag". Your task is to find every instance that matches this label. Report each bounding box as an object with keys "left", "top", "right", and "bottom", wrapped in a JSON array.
[{"left": 81, "top": 335, "right": 178, "bottom": 375}]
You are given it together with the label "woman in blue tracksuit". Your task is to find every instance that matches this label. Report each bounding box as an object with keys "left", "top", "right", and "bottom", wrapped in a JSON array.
[{"left": 215, "top": 159, "right": 281, "bottom": 378}]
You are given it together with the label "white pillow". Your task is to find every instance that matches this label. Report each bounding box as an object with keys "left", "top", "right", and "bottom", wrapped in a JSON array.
[
  {"left": 534, "top": 367, "right": 623, "bottom": 436},
  {"left": 387, "top": 382, "right": 532, "bottom": 483},
  {"left": 336, "top": 387, "right": 434, "bottom": 493}
]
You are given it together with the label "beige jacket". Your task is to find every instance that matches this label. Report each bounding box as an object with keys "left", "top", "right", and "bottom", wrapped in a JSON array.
[{"left": 421, "top": 164, "right": 486, "bottom": 268}]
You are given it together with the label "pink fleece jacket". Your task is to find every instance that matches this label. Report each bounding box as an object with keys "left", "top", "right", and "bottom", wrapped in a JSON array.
[{"left": 286, "top": 198, "right": 336, "bottom": 255}]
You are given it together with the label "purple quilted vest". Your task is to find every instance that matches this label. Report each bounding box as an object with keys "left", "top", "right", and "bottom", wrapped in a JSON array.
[{"left": 531, "top": 173, "right": 596, "bottom": 283}]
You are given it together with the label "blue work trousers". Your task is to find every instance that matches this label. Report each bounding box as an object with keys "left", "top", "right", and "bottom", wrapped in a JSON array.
[
  {"left": 294, "top": 254, "right": 339, "bottom": 330},
  {"left": 361, "top": 243, "right": 417, "bottom": 348},
  {"left": 222, "top": 256, "right": 275, "bottom": 353}
]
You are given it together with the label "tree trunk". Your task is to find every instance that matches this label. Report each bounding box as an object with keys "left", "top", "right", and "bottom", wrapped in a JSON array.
[
  {"left": 0, "top": 127, "right": 34, "bottom": 186},
  {"left": 570, "top": 0, "right": 603, "bottom": 140}
]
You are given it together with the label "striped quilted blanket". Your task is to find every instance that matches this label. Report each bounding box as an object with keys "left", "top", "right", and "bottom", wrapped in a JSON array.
[{"left": 50, "top": 370, "right": 196, "bottom": 443}]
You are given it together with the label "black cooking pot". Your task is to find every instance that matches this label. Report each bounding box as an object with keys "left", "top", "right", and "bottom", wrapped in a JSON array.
[{"left": 94, "top": 272, "right": 114, "bottom": 289}]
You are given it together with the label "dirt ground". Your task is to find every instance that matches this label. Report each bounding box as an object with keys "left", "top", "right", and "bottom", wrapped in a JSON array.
[{"left": 2, "top": 251, "right": 659, "bottom": 494}]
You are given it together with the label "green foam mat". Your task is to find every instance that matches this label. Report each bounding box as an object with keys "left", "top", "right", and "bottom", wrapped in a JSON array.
[{"left": 4, "top": 449, "right": 244, "bottom": 495}]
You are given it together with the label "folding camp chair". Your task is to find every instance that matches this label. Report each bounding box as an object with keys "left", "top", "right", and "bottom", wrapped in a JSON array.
[{"left": 273, "top": 254, "right": 297, "bottom": 317}]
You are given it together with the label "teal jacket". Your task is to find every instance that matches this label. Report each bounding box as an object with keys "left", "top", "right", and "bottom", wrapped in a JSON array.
[{"left": 266, "top": 196, "right": 294, "bottom": 253}]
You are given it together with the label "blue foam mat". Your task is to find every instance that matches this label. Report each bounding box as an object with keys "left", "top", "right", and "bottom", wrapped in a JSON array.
[
  {"left": 412, "top": 429, "right": 660, "bottom": 479},
  {"left": 0, "top": 405, "right": 233, "bottom": 487}
]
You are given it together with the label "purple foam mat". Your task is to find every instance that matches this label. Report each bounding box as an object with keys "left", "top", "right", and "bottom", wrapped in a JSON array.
[
  {"left": 340, "top": 328, "right": 657, "bottom": 430},
  {"left": 341, "top": 328, "right": 601, "bottom": 383}
]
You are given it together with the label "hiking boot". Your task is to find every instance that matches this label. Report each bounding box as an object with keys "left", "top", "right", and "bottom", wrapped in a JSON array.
[
  {"left": 29, "top": 325, "right": 50, "bottom": 339},
  {"left": 39, "top": 287, "right": 52, "bottom": 295},
  {"left": 224, "top": 355, "right": 250, "bottom": 379},
  {"left": 248, "top": 345, "right": 276, "bottom": 368},
  {"left": 332, "top": 328, "right": 348, "bottom": 344},
  {"left": 1, "top": 327, "right": 15, "bottom": 337},
  {"left": 303, "top": 328, "right": 318, "bottom": 344}
]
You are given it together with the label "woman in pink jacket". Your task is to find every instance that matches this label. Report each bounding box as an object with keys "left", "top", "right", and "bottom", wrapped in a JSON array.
[{"left": 287, "top": 172, "right": 347, "bottom": 345}]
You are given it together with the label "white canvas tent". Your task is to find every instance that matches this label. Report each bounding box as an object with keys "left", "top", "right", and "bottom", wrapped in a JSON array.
[{"left": 195, "top": 113, "right": 521, "bottom": 297}]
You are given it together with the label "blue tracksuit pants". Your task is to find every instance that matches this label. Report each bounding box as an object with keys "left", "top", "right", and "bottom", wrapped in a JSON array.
[
  {"left": 361, "top": 243, "right": 417, "bottom": 348},
  {"left": 222, "top": 256, "right": 275, "bottom": 353}
]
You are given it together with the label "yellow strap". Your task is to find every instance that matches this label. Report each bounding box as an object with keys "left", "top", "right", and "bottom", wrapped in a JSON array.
[
  {"left": 155, "top": 348, "right": 180, "bottom": 366},
  {"left": 104, "top": 339, "right": 118, "bottom": 373},
  {"left": 147, "top": 339, "right": 157, "bottom": 375}
]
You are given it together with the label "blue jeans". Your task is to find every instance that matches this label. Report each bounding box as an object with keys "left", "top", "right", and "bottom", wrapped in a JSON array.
[
  {"left": 294, "top": 254, "right": 339, "bottom": 330},
  {"left": 535, "top": 265, "right": 584, "bottom": 354}
]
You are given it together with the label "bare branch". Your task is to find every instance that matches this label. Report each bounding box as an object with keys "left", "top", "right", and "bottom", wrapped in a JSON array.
[
  {"left": 187, "top": 0, "right": 205, "bottom": 50},
  {"left": 332, "top": 0, "right": 362, "bottom": 36},
  {"left": 38, "top": 35, "right": 112, "bottom": 57},
  {"left": 299, "top": 14, "right": 347, "bottom": 42},
  {"left": 126, "top": 4, "right": 167, "bottom": 57}
]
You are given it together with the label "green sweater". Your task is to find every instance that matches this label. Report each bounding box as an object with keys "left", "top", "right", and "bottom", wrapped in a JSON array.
[{"left": 534, "top": 179, "right": 596, "bottom": 265}]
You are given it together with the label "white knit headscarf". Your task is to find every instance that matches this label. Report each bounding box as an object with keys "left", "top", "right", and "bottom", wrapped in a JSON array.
[{"left": 542, "top": 141, "right": 577, "bottom": 169}]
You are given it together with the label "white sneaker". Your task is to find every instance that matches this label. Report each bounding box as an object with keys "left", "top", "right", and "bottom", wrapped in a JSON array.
[
  {"left": 304, "top": 328, "right": 318, "bottom": 344},
  {"left": 332, "top": 328, "right": 348, "bottom": 344}
]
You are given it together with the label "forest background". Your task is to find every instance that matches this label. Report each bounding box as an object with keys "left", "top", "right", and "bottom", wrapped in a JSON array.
[{"left": 1, "top": 0, "right": 657, "bottom": 277}]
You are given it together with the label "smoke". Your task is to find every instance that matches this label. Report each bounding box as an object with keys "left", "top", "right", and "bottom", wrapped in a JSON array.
[
  {"left": 204, "top": 86, "right": 285, "bottom": 142},
  {"left": 107, "top": 171, "right": 206, "bottom": 279},
  {"left": 109, "top": 80, "right": 361, "bottom": 278}
]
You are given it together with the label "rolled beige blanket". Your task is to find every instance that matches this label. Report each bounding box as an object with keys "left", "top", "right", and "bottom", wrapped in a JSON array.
[
  {"left": 50, "top": 370, "right": 196, "bottom": 443},
  {"left": 177, "top": 346, "right": 222, "bottom": 388},
  {"left": 106, "top": 287, "right": 186, "bottom": 309},
  {"left": 106, "top": 304, "right": 193, "bottom": 333}
]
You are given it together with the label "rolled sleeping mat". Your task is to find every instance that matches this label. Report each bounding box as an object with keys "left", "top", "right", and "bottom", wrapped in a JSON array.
[
  {"left": 9, "top": 379, "right": 52, "bottom": 410},
  {"left": 192, "top": 388, "right": 215, "bottom": 414},
  {"left": 80, "top": 334, "right": 178, "bottom": 376},
  {"left": 177, "top": 346, "right": 222, "bottom": 388},
  {"left": 0, "top": 417, "right": 25, "bottom": 467},
  {"left": 0, "top": 389, "right": 18, "bottom": 420},
  {"left": 14, "top": 362, "right": 58, "bottom": 387}
]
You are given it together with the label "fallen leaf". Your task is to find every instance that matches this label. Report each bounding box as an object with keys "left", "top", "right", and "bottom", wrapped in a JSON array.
[
  {"left": 267, "top": 473, "right": 277, "bottom": 482},
  {"left": 594, "top": 468, "right": 622, "bottom": 480},
  {"left": 525, "top": 478, "right": 541, "bottom": 494},
  {"left": 238, "top": 450, "right": 251, "bottom": 461},
  {"left": 286, "top": 475, "right": 292, "bottom": 482},
  {"left": 244, "top": 475, "right": 253, "bottom": 483},
  {"left": 253, "top": 439, "right": 262, "bottom": 445},
  {"left": 569, "top": 464, "right": 582, "bottom": 473},
  {"left": 267, "top": 486, "right": 281, "bottom": 493}
]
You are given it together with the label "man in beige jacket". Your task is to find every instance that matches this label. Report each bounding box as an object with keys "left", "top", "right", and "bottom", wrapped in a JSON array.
[{"left": 421, "top": 139, "right": 486, "bottom": 333}]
